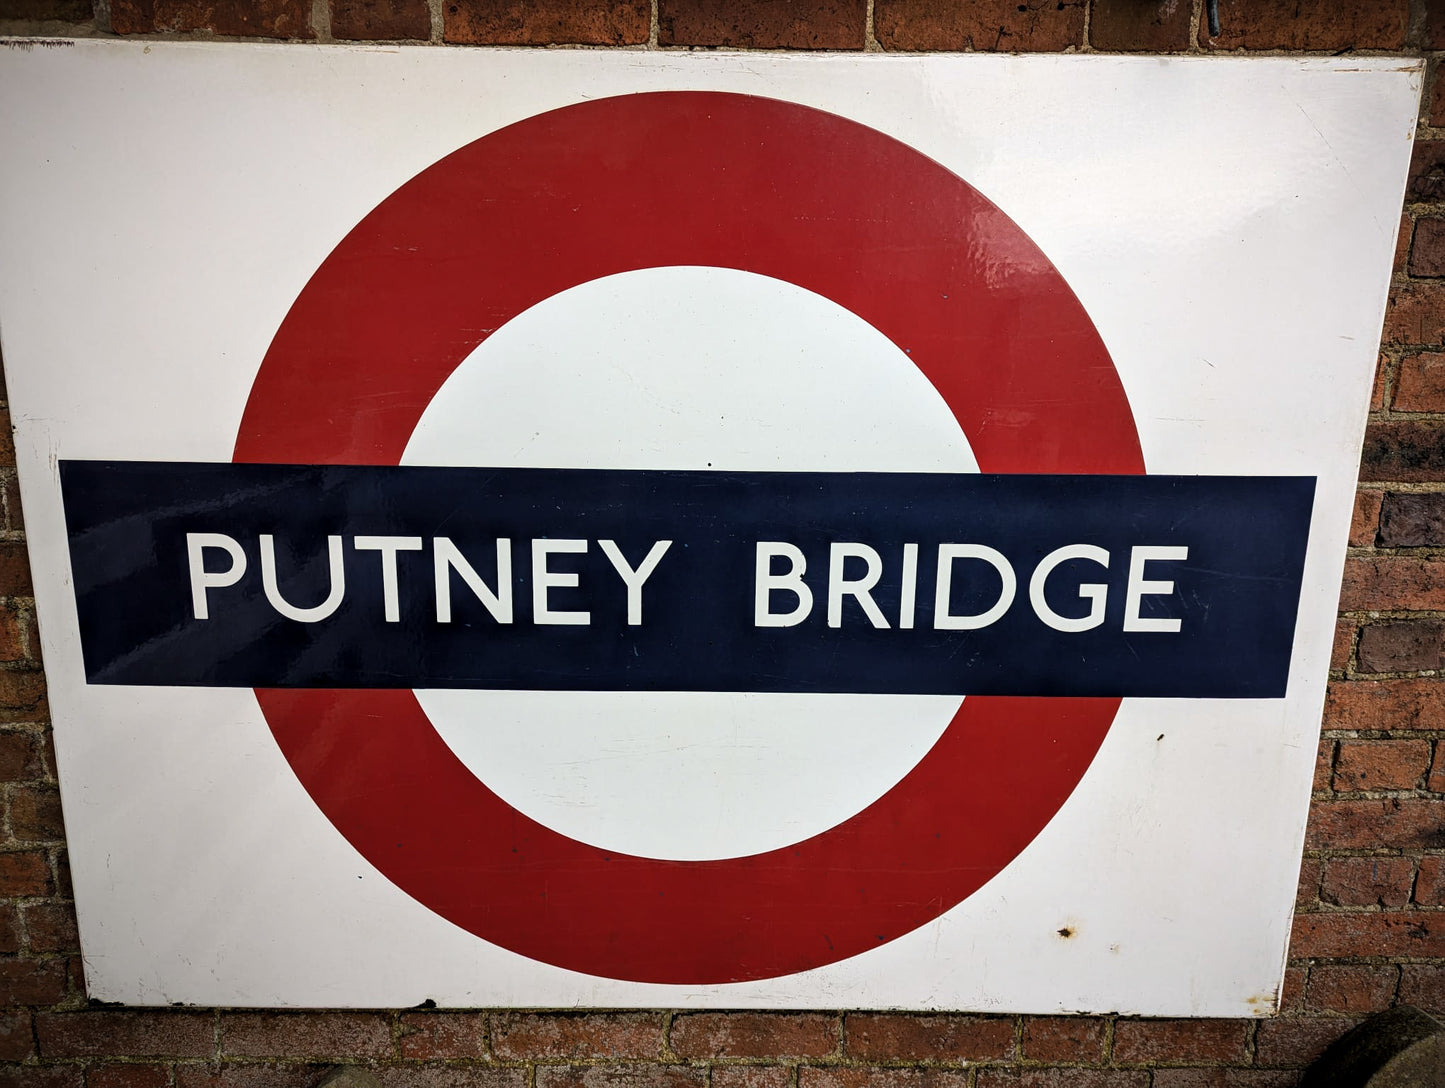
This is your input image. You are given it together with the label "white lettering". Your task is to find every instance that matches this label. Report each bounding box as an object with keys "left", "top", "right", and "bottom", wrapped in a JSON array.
[
  {"left": 934, "top": 544, "right": 1016, "bottom": 630},
  {"left": 599, "top": 539, "right": 671, "bottom": 626},
  {"left": 354, "top": 535, "right": 423, "bottom": 622},
  {"left": 1029, "top": 544, "right": 1110, "bottom": 633},
  {"left": 754, "top": 542, "right": 813, "bottom": 627},
  {"left": 259, "top": 534, "right": 345, "bottom": 623},
  {"left": 1123, "top": 545, "right": 1188, "bottom": 633},
  {"left": 532, "top": 539, "right": 590, "bottom": 626},
  {"left": 434, "top": 537, "right": 513, "bottom": 624},
  {"left": 827, "top": 542, "right": 890, "bottom": 629},
  {"left": 186, "top": 532, "right": 246, "bottom": 620}
]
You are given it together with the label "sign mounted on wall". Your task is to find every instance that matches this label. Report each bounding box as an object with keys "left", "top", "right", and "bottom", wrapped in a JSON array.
[{"left": 0, "top": 42, "right": 1420, "bottom": 1012}]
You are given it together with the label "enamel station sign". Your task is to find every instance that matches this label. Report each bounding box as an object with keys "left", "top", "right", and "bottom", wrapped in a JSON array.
[{"left": 0, "top": 43, "right": 1421, "bottom": 1012}]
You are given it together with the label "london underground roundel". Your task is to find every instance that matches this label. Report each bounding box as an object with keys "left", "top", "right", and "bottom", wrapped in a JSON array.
[{"left": 236, "top": 92, "right": 1141, "bottom": 984}]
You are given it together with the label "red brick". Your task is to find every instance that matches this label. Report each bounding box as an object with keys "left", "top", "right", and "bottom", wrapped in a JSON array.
[
  {"left": 0, "top": 1068, "right": 83, "bottom": 1088},
  {"left": 87, "top": 1066, "right": 171, "bottom": 1088},
  {"left": 0, "top": 731, "right": 41, "bottom": 784},
  {"left": 1355, "top": 621, "right": 1445, "bottom": 673},
  {"left": 1304, "top": 964, "right": 1398, "bottom": 1015},
  {"left": 1395, "top": 352, "right": 1445, "bottom": 412},
  {"left": 1332, "top": 620, "right": 1354, "bottom": 671},
  {"left": 1297, "top": 857, "right": 1322, "bottom": 910},
  {"left": 1325, "top": 679, "right": 1445, "bottom": 732},
  {"left": 1433, "top": 73, "right": 1445, "bottom": 130},
  {"left": 1151, "top": 1073, "right": 1296, "bottom": 1088},
  {"left": 54, "top": 852, "right": 71, "bottom": 900},
  {"left": 374, "top": 1071, "right": 527, "bottom": 1088},
  {"left": 658, "top": 0, "right": 864, "bottom": 48},
  {"left": 1290, "top": 910, "right": 1445, "bottom": 958},
  {"left": 1374, "top": 354, "right": 1390, "bottom": 411},
  {"left": 331, "top": 0, "right": 430, "bottom": 38},
  {"left": 0, "top": 1013, "right": 30, "bottom": 1062},
  {"left": 1400, "top": 963, "right": 1445, "bottom": 1014},
  {"left": 1350, "top": 491, "right": 1382, "bottom": 548},
  {"left": 36, "top": 1012, "right": 215, "bottom": 1058},
  {"left": 0, "top": 412, "right": 14, "bottom": 467},
  {"left": 0, "top": 609, "right": 25, "bottom": 667},
  {"left": 0, "top": 546, "right": 30, "bottom": 601},
  {"left": 1383, "top": 284, "right": 1445, "bottom": 347},
  {"left": 1020, "top": 1017, "right": 1104, "bottom": 1063},
  {"left": 444, "top": 0, "right": 647, "bottom": 44},
  {"left": 0, "top": 906, "right": 18, "bottom": 956},
  {"left": 5, "top": 475, "right": 23, "bottom": 533},
  {"left": 1416, "top": 855, "right": 1445, "bottom": 904},
  {"left": 1254, "top": 1018, "right": 1357, "bottom": 1069},
  {"left": 1198, "top": 0, "right": 1405, "bottom": 48},
  {"left": 9, "top": 784, "right": 63, "bottom": 843},
  {"left": 802, "top": 1072, "right": 971, "bottom": 1088},
  {"left": 1308, "top": 798, "right": 1445, "bottom": 851},
  {"left": 398, "top": 1011, "right": 486, "bottom": 1060},
  {"left": 874, "top": 0, "right": 1084, "bottom": 52},
  {"left": 672, "top": 1013, "right": 835, "bottom": 1060},
  {"left": 24, "top": 902, "right": 78, "bottom": 955},
  {"left": 1320, "top": 855, "right": 1416, "bottom": 907},
  {"left": 1333, "top": 739, "right": 1431, "bottom": 791},
  {"left": 845, "top": 1013, "right": 1014, "bottom": 1061},
  {"left": 0, "top": 959, "right": 67, "bottom": 1005},
  {"left": 0, "top": 0, "right": 93, "bottom": 19},
  {"left": 1410, "top": 140, "right": 1445, "bottom": 203},
  {"left": 1397, "top": 217, "right": 1414, "bottom": 277},
  {"left": 0, "top": 851, "right": 51, "bottom": 897},
  {"left": 1279, "top": 965, "right": 1307, "bottom": 1015},
  {"left": 492, "top": 1013, "right": 661, "bottom": 1061},
  {"left": 1111, "top": 1020, "right": 1246, "bottom": 1065},
  {"left": 977, "top": 1073, "right": 1149, "bottom": 1088},
  {"left": 1364, "top": 421, "right": 1445, "bottom": 482},
  {"left": 1431, "top": 746, "right": 1445, "bottom": 792},
  {"left": 175, "top": 1064, "right": 331, "bottom": 1088},
  {"left": 1342, "top": 557, "right": 1445, "bottom": 612},
  {"left": 1379, "top": 493, "right": 1445, "bottom": 546},
  {"left": 712, "top": 1070, "right": 791, "bottom": 1088},
  {"left": 221, "top": 1012, "right": 391, "bottom": 1059},
  {"left": 1089, "top": 0, "right": 1189, "bottom": 50},
  {"left": 110, "top": 0, "right": 314, "bottom": 36},
  {"left": 0, "top": 670, "right": 47, "bottom": 721},
  {"left": 1314, "top": 740, "right": 1334, "bottom": 793},
  {"left": 535, "top": 1067, "right": 705, "bottom": 1088},
  {"left": 1411, "top": 221, "right": 1445, "bottom": 279}
]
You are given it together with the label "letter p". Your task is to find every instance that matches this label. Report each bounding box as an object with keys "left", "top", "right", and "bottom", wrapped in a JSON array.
[{"left": 187, "top": 533, "right": 247, "bottom": 620}]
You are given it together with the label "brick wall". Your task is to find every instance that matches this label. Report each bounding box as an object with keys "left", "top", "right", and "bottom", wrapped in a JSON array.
[{"left": 0, "top": 0, "right": 1440, "bottom": 1083}]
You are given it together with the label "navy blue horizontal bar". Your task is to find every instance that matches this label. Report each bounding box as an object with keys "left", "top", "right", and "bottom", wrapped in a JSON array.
[{"left": 59, "top": 461, "right": 1314, "bottom": 698}]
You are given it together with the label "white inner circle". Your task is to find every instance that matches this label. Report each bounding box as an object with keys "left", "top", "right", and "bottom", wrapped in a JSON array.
[{"left": 403, "top": 266, "right": 977, "bottom": 861}]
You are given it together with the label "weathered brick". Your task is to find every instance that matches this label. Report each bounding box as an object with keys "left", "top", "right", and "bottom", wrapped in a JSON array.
[
  {"left": 1410, "top": 140, "right": 1445, "bottom": 203},
  {"left": 1325, "top": 679, "right": 1445, "bottom": 731},
  {"left": 672, "top": 1013, "right": 836, "bottom": 1059},
  {"left": 86, "top": 1065, "right": 172, "bottom": 1088},
  {"left": 1314, "top": 740, "right": 1334, "bottom": 793},
  {"left": 0, "top": 1067, "right": 83, "bottom": 1088},
  {"left": 0, "top": 851, "right": 51, "bottom": 897},
  {"left": 492, "top": 1013, "right": 661, "bottom": 1061},
  {"left": 0, "top": 959, "right": 67, "bottom": 1006},
  {"left": 803, "top": 1072, "right": 971, "bottom": 1088},
  {"left": 9, "top": 784, "right": 64, "bottom": 843},
  {"left": 0, "top": 0, "right": 92, "bottom": 19},
  {"left": 658, "top": 0, "right": 864, "bottom": 48},
  {"left": 1304, "top": 964, "right": 1398, "bottom": 1015},
  {"left": 535, "top": 1067, "right": 705, "bottom": 1088},
  {"left": 1350, "top": 491, "right": 1382, "bottom": 548},
  {"left": 0, "top": 670, "right": 47, "bottom": 721},
  {"left": 845, "top": 1013, "right": 1014, "bottom": 1061},
  {"left": 1309, "top": 798, "right": 1445, "bottom": 851},
  {"left": 1356, "top": 621, "right": 1445, "bottom": 673},
  {"left": 1395, "top": 352, "right": 1445, "bottom": 412},
  {"left": 1254, "top": 1018, "right": 1357, "bottom": 1069},
  {"left": 1290, "top": 910, "right": 1445, "bottom": 958},
  {"left": 712, "top": 1069, "right": 791, "bottom": 1088},
  {"left": 1383, "top": 284, "right": 1445, "bottom": 347},
  {"left": 1399, "top": 963, "right": 1445, "bottom": 1014},
  {"left": 398, "top": 1011, "right": 486, "bottom": 1060},
  {"left": 1415, "top": 854, "right": 1445, "bottom": 904},
  {"left": 0, "top": 731, "right": 42, "bottom": 783},
  {"left": 1333, "top": 619, "right": 1354, "bottom": 671},
  {"left": 976, "top": 1072, "right": 1149, "bottom": 1088},
  {"left": 1320, "top": 855, "right": 1417, "bottom": 907},
  {"left": 23, "top": 902, "right": 78, "bottom": 955},
  {"left": 36, "top": 1012, "right": 215, "bottom": 1059},
  {"left": 331, "top": 0, "right": 430, "bottom": 38},
  {"left": 444, "top": 0, "right": 647, "bottom": 44},
  {"left": 1431, "top": 746, "right": 1445, "bottom": 792},
  {"left": 1411, "top": 220, "right": 1445, "bottom": 279},
  {"left": 1111, "top": 1020, "right": 1246, "bottom": 1065},
  {"left": 221, "top": 1012, "right": 392, "bottom": 1059},
  {"left": 1379, "top": 494, "right": 1445, "bottom": 547},
  {"left": 1151, "top": 1072, "right": 1297, "bottom": 1088},
  {"left": 0, "top": 608, "right": 27, "bottom": 667},
  {"left": 1433, "top": 73, "right": 1445, "bottom": 130},
  {"left": 1397, "top": 217, "right": 1414, "bottom": 277},
  {"left": 1198, "top": 0, "right": 1406, "bottom": 48},
  {"left": 110, "top": 0, "right": 314, "bottom": 36},
  {"left": 874, "top": 0, "right": 1084, "bottom": 52},
  {"left": 373, "top": 1070, "right": 527, "bottom": 1088},
  {"left": 0, "top": 1012, "right": 31, "bottom": 1063},
  {"left": 175, "top": 1063, "right": 330, "bottom": 1088},
  {"left": 1020, "top": 1017, "right": 1104, "bottom": 1063},
  {"left": 1089, "top": 0, "right": 1188, "bottom": 51},
  {"left": 1297, "top": 857, "right": 1322, "bottom": 910},
  {"left": 1279, "top": 965, "right": 1308, "bottom": 1015},
  {"left": 1342, "top": 557, "right": 1445, "bottom": 612},
  {"left": 1333, "top": 739, "right": 1431, "bottom": 791},
  {"left": 6, "top": 475, "right": 24, "bottom": 533},
  {"left": 0, "top": 545, "right": 32, "bottom": 600},
  {"left": 0, "top": 905, "right": 18, "bottom": 956}
]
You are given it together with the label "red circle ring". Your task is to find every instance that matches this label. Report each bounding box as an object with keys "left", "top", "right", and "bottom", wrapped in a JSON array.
[{"left": 235, "top": 91, "right": 1144, "bottom": 985}]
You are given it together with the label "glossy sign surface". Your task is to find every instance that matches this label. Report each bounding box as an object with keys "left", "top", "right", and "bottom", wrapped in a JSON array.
[{"left": 0, "top": 46, "right": 1420, "bottom": 1008}]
